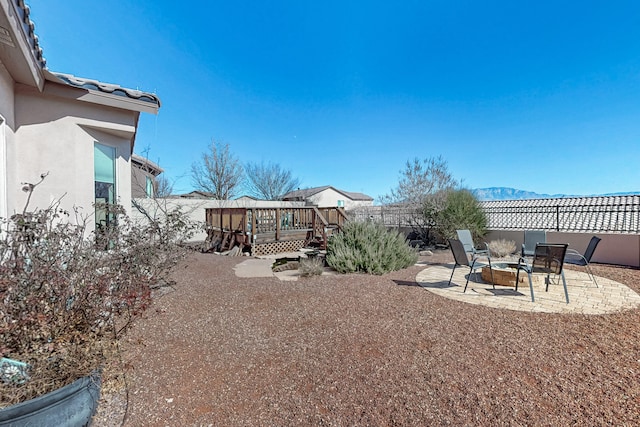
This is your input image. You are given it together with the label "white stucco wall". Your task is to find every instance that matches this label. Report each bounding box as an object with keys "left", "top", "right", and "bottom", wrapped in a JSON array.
[
  {"left": 9, "top": 84, "right": 138, "bottom": 230},
  {"left": 131, "top": 198, "right": 307, "bottom": 242}
]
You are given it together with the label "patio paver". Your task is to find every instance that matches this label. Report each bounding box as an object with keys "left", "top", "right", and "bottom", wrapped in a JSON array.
[{"left": 415, "top": 264, "right": 640, "bottom": 314}]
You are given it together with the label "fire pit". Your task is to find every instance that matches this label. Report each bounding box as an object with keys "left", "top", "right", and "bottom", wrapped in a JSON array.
[{"left": 481, "top": 262, "right": 542, "bottom": 288}]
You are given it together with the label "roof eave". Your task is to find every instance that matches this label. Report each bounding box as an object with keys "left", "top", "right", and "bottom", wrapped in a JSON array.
[
  {"left": 132, "top": 153, "right": 164, "bottom": 175},
  {"left": 43, "top": 70, "right": 159, "bottom": 114},
  {"left": 0, "top": 0, "right": 46, "bottom": 89}
]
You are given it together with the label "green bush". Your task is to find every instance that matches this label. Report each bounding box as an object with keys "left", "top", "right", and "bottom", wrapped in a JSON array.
[
  {"left": 433, "top": 188, "right": 487, "bottom": 242},
  {"left": 326, "top": 221, "right": 418, "bottom": 275}
]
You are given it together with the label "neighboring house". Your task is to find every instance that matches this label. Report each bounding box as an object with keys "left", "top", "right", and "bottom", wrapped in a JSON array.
[
  {"left": 0, "top": 0, "right": 160, "bottom": 232},
  {"left": 234, "top": 195, "right": 260, "bottom": 202},
  {"left": 282, "top": 186, "right": 374, "bottom": 209},
  {"left": 175, "top": 190, "right": 215, "bottom": 199},
  {"left": 176, "top": 192, "right": 262, "bottom": 201},
  {"left": 131, "top": 154, "right": 163, "bottom": 198}
]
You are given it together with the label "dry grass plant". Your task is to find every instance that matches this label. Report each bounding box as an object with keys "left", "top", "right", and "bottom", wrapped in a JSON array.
[
  {"left": 299, "top": 256, "right": 325, "bottom": 277},
  {"left": 488, "top": 239, "right": 517, "bottom": 258}
]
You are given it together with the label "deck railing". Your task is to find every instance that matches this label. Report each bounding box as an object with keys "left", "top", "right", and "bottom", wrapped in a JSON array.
[
  {"left": 348, "top": 206, "right": 417, "bottom": 228},
  {"left": 205, "top": 206, "right": 347, "bottom": 247}
]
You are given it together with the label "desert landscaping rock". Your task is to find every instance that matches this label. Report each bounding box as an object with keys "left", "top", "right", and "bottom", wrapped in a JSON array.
[{"left": 91, "top": 251, "right": 640, "bottom": 426}]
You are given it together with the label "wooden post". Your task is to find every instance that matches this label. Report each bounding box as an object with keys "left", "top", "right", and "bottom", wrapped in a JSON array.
[
  {"left": 275, "top": 208, "right": 281, "bottom": 241},
  {"left": 250, "top": 208, "right": 257, "bottom": 243}
]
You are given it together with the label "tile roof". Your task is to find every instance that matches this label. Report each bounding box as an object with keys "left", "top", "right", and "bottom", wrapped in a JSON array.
[
  {"left": 12, "top": 1, "right": 159, "bottom": 107},
  {"left": 13, "top": 0, "right": 46, "bottom": 69},
  {"left": 131, "top": 154, "right": 163, "bottom": 175},
  {"left": 50, "top": 72, "right": 161, "bottom": 107},
  {"left": 481, "top": 195, "right": 640, "bottom": 233}
]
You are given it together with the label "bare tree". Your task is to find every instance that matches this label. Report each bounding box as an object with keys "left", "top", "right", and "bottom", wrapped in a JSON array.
[
  {"left": 154, "top": 175, "right": 174, "bottom": 198},
  {"left": 191, "top": 140, "right": 243, "bottom": 200},
  {"left": 244, "top": 161, "right": 301, "bottom": 200},
  {"left": 381, "top": 156, "right": 458, "bottom": 243}
]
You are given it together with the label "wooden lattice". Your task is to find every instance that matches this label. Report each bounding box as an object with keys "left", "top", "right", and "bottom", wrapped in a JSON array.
[{"left": 252, "top": 239, "right": 306, "bottom": 256}]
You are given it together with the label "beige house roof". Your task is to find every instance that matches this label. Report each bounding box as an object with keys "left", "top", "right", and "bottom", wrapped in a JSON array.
[
  {"left": 176, "top": 190, "right": 215, "bottom": 199},
  {"left": 283, "top": 186, "right": 373, "bottom": 202}
]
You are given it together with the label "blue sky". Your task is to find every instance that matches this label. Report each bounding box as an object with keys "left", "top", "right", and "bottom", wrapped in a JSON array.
[{"left": 28, "top": 0, "right": 640, "bottom": 201}]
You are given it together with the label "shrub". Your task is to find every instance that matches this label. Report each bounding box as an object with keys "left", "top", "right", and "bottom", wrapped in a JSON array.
[
  {"left": 299, "top": 256, "right": 324, "bottom": 277},
  {"left": 0, "top": 178, "right": 198, "bottom": 407},
  {"left": 326, "top": 221, "right": 418, "bottom": 275},
  {"left": 433, "top": 189, "right": 487, "bottom": 242},
  {"left": 488, "top": 239, "right": 517, "bottom": 258}
]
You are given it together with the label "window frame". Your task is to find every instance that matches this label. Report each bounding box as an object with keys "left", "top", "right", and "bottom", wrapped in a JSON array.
[
  {"left": 145, "top": 175, "right": 154, "bottom": 198},
  {"left": 94, "top": 141, "right": 118, "bottom": 232}
]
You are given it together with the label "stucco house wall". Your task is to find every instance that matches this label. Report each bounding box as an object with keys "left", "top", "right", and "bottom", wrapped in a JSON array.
[
  {"left": 305, "top": 188, "right": 371, "bottom": 209},
  {"left": 131, "top": 154, "right": 163, "bottom": 198},
  {"left": 10, "top": 83, "right": 138, "bottom": 218},
  {"left": 283, "top": 186, "right": 374, "bottom": 209},
  {"left": 0, "top": 0, "right": 159, "bottom": 232},
  {"left": 0, "top": 62, "right": 14, "bottom": 220}
]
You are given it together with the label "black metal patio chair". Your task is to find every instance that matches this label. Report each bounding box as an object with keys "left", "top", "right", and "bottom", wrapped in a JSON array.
[
  {"left": 564, "top": 236, "right": 601, "bottom": 287},
  {"left": 516, "top": 243, "right": 569, "bottom": 303},
  {"left": 448, "top": 238, "right": 494, "bottom": 293},
  {"left": 456, "top": 229, "right": 490, "bottom": 261}
]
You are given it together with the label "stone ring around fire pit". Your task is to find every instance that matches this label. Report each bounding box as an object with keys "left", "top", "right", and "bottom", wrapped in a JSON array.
[{"left": 481, "top": 262, "right": 543, "bottom": 288}]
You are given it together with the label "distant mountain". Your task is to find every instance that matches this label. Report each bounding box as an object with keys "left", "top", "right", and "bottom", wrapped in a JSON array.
[
  {"left": 600, "top": 191, "right": 640, "bottom": 197},
  {"left": 473, "top": 187, "right": 640, "bottom": 201},
  {"left": 473, "top": 187, "right": 563, "bottom": 201}
]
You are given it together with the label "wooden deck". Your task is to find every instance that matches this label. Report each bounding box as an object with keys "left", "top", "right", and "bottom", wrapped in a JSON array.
[{"left": 205, "top": 206, "right": 347, "bottom": 255}]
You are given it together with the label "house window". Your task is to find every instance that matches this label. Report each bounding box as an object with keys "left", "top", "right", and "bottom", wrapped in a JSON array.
[
  {"left": 0, "top": 114, "right": 6, "bottom": 220},
  {"left": 337, "top": 200, "right": 345, "bottom": 207},
  {"left": 94, "top": 142, "right": 116, "bottom": 232},
  {"left": 145, "top": 176, "right": 154, "bottom": 198}
]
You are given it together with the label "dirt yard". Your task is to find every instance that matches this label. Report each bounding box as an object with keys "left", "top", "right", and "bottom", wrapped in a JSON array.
[{"left": 92, "top": 250, "right": 640, "bottom": 426}]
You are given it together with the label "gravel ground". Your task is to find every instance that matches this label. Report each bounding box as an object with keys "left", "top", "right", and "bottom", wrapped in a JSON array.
[{"left": 92, "top": 250, "right": 640, "bottom": 426}]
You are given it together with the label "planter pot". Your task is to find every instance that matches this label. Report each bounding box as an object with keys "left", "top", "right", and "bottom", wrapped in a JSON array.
[{"left": 0, "top": 371, "right": 101, "bottom": 427}]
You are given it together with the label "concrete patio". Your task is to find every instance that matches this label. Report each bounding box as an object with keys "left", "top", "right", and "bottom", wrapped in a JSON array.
[{"left": 415, "top": 263, "right": 640, "bottom": 314}]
